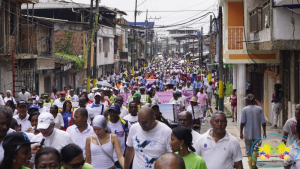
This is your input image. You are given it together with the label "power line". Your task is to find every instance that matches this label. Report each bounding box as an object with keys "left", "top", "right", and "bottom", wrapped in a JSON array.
[{"left": 124, "top": 9, "right": 216, "bottom": 12}]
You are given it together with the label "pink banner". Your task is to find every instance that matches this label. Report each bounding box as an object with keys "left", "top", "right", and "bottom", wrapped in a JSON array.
[{"left": 120, "top": 90, "right": 194, "bottom": 105}]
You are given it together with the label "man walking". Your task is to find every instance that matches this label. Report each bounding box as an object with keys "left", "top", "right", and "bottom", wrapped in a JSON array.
[
  {"left": 283, "top": 104, "right": 300, "bottom": 145},
  {"left": 195, "top": 112, "right": 243, "bottom": 169},
  {"left": 18, "top": 86, "right": 31, "bottom": 101},
  {"left": 178, "top": 111, "right": 200, "bottom": 146},
  {"left": 124, "top": 107, "right": 172, "bottom": 169},
  {"left": 193, "top": 77, "right": 201, "bottom": 96},
  {"left": 240, "top": 94, "right": 266, "bottom": 169},
  {"left": 271, "top": 83, "right": 283, "bottom": 129}
]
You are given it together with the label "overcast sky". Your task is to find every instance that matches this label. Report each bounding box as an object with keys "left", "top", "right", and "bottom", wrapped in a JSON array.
[{"left": 73, "top": 0, "right": 219, "bottom": 34}]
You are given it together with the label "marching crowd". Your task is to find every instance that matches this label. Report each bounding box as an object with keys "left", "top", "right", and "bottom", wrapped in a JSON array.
[{"left": 0, "top": 58, "right": 292, "bottom": 169}]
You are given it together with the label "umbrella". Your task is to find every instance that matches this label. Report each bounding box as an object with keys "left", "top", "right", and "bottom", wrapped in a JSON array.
[{"left": 96, "top": 81, "right": 112, "bottom": 88}]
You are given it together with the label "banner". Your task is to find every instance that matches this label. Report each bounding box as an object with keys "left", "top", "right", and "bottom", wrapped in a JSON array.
[{"left": 120, "top": 90, "right": 194, "bottom": 105}]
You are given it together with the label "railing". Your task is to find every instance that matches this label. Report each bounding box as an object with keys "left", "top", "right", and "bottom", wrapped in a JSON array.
[{"left": 226, "top": 27, "right": 244, "bottom": 50}]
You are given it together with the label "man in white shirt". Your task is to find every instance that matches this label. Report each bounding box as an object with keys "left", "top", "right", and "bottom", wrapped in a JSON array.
[
  {"left": 38, "top": 99, "right": 50, "bottom": 113},
  {"left": 66, "top": 108, "right": 94, "bottom": 157},
  {"left": 187, "top": 97, "right": 202, "bottom": 132},
  {"left": 69, "top": 89, "right": 79, "bottom": 102},
  {"left": 115, "top": 96, "right": 129, "bottom": 118},
  {"left": 31, "top": 113, "right": 74, "bottom": 162},
  {"left": 88, "top": 92, "right": 106, "bottom": 116},
  {"left": 53, "top": 91, "right": 66, "bottom": 109},
  {"left": 107, "top": 102, "right": 131, "bottom": 167},
  {"left": 0, "top": 106, "right": 15, "bottom": 163},
  {"left": 195, "top": 112, "right": 243, "bottom": 169},
  {"left": 178, "top": 111, "right": 200, "bottom": 146},
  {"left": 18, "top": 86, "right": 31, "bottom": 101},
  {"left": 73, "top": 97, "right": 95, "bottom": 124},
  {"left": 169, "top": 91, "right": 184, "bottom": 110},
  {"left": 31, "top": 90, "right": 39, "bottom": 105},
  {"left": 13, "top": 100, "right": 32, "bottom": 132},
  {"left": 123, "top": 102, "right": 138, "bottom": 125},
  {"left": 283, "top": 104, "right": 300, "bottom": 146},
  {"left": 124, "top": 107, "right": 172, "bottom": 169}
]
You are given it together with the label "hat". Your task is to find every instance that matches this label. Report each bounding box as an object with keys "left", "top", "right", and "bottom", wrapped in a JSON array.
[
  {"left": 147, "top": 103, "right": 159, "bottom": 108},
  {"left": 17, "top": 100, "right": 27, "bottom": 107},
  {"left": 190, "top": 96, "right": 198, "bottom": 103},
  {"left": 21, "top": 86, "right": 26, "bottom": 90},
  {"left": 82, "top": 89, "right": 87, "bottom": 93},
  {"left": 132, "top": 93, "right": 142, "bottom": 98},
  {"left": 108, "top": 102, "right": 121, "bottom": 112},
  {"left": 94, "top": 92, "right": 101, "bottom": 97},
  {"left": 173, "top": 91, "right": 181, "bottom": 95},
  {"left": 3, "top": 132, "right": 36, "bottom": 149},
  {"left": 29, "top": 104, "right": 39, "bottom": 111},
  {"left": 60, "top": 91, "right": 66, "bottom": 95},
  {"left": 44, "top": 93, "right": 49, "bottom": 97},
  {"left": 37, "top": 113, "right": 54, "bottom": 129},
  {"left": 140, "top": 86, "right": 146, "bottom": 90},
  {"left": 245, "top": 94, "right": 254, "bottom": 101},
  {"left": 38, "top": 99, "right": 44, "bottom": 104}
]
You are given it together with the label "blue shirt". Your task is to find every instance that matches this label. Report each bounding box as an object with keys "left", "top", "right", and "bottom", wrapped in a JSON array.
[
  {"left": 191, "top": 76, "right": 195, "bottom": 83},
  {"left": 140, "top": 78, "right": 147, "bottom": 85},
  {"left": 62, "top": 111, "right": 72, "bottom": 129},
  {"left": 170, "top": 77, "right": 177, "bottom": 85},
  {"left": 193, "top": 81, "right": 201, "bottom": 89},
  {"left": 130, "top": 79, "right": 135, "bottom": 86}
]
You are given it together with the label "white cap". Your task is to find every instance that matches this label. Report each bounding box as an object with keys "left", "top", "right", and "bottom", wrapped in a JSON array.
[
  {"left": 37, "top": 113, "right": 54, "bottom": 129},
  {"left": 94, "top": 92, "right": 101, "bottom": 97}
]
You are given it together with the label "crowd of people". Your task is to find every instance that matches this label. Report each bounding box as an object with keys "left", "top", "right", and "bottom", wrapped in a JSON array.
[{"left": 0, "top": 58, "right": 293, "bottom": 169}]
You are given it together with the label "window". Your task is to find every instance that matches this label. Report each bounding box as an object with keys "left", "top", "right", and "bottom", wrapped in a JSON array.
[
  {"left": 262, "top": 3, "right": 270, "bottom": 29},
  {"left": 249, "top": 7, "right": 262, "bottom": 32},
  {"left": 98, "top": 39, "right": 102, "bottom": 53},
  {"left": 103, "top": 37, "right": 110, "bottom": 53}
]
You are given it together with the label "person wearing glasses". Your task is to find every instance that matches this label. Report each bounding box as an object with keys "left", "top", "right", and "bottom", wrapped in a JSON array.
[
  {"left": 61, "top": 143, "right": 94, "bottom": 169},
  {"left": 107, "top": 103, "right": 130, "bottom": 168},
  {"left": 124, "top": 107, "right": 172, "bottom": 169}
]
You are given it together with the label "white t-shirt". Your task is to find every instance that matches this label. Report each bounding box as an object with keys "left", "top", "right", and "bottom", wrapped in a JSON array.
[
  {"left": 187, "top": 105, "right": 202, "bottom": 119},
  {"left": 32, "top": 95, "right": 39, "bottom": 104},
  {"left": 127, "top": 122, "right": 172, "bottom": 169},
  {"left": 69, "top": 95, "right": 79, "bottom": 102},
  {"left": 108, "top": 120, "right": 131, "bottom": 161},
  {"left": 53, "top": 99, "right": 65, "bottom": 109},
  {"left": 123, "top": 114, "right": 138, "bottom": 125},
  {"left": 66, "top": 124, "right": 94, "bottom": 157},
  {"left": 203, "top": 77, "right": 208, "bottom": 86},
  {"left": 195, "top": 129, "right": 243, "bottom": 169},
  {"left": 88, "top": 93, "right": 94, "bottom": 102},
  {"left": 0, "top": 129, "right": 15, "bottom": 163},
  {"left": 207, "top": 85, "right": 213, "bottom": 93},
  {"left": 13, "top": 114, "right": 32, "bottom": 132},
  {"left": 54, "top": 113, "right": 64, "bottom": 129},
  {"left": 283, "top": 117, "right": 297, "bottom": 146},
  {"left": 39, "top": 106, "right": 50, "bottom": 113},
  {"left": 73, "top": 107, "right": 95, "bottom": 124},
  {"left": 4, "top": 97, "right": 17, "bottom": 105},
  {"left": 120, "top": 106, "right": 129, "bottom": 118},
  {"left": 101, "top": 100, "right": 110, "bottom": 107},
  {"left": 88, "top": 103, "right": 106, "bottom": 116}
]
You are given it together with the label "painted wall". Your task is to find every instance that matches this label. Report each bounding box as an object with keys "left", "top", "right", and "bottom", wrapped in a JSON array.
[
  {"left": 228, "top": 1, "right": 244, "bottom": 27},
  {"left": 273, "top": 7, "right": 300, "bottom": 40}
]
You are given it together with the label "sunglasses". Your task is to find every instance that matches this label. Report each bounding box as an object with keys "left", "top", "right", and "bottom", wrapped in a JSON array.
[{"left": 68, "top": 160, "right": 85, "bottom": 168}]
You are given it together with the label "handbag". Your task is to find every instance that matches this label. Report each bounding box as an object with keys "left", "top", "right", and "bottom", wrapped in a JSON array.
[
  {"left": 95, "top": 135, "right": 114, "bottom": 163},
  {"left": 191, "top": 105, "right": 200, "bottom": 129}
]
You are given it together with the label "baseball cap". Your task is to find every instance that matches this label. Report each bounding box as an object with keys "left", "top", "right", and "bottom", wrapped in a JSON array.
[
  {"left": 28, "top": 105, "right": 39, "bottom": 111},
  {"left": 94, "top": 92, "right": 101, "bottom": 97},
  {"left": 3, "top": 132, "right": 36, "bottom": 150},
  {"left": 17, "top": 100, "right": 27, "bottom": 107},
  {"left": 60, "top": 91, "right": 66, "bottom": 95},
  {"left": 21, "top": 86, "right": 26, "bottom": 90},
  {"left": 147, "top": 103, "right": 159, "bottom": 108},
  {"left": 37, "top": 113, "right": 54, "bottom": 129},
  {"left": 108, "top": 103, "right": 121, "bottom": 112},
  {"left": 37, "top": 99, "right": 44, "bottom": 104},
  {"left": 44, "top": 93, "right": 49, "bottom": 97},
  {"left": 82, "top": 89, "right": 87, "bottom": 93},
  {"left": 132, "top": 93, "right": 141, "bottom": 98}
]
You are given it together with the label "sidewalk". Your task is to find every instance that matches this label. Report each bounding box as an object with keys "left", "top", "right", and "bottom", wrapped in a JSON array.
[{"left": 201, "top": 97, "right": 285, "bottom": 169}]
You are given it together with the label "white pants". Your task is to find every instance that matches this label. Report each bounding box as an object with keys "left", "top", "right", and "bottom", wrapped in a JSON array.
[{"left": 272, "top": 102, "right": 282, "bottom": 126}]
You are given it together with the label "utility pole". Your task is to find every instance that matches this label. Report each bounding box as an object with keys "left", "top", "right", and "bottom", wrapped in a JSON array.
[
  {"left": 166, "top": 37, "right": 169, "bottom": 57},
  {"left": 93, "top": 0, "right": 99, "bottom": 87},
  {"left": 144, "top": 10, "right": 148, "bottom": 61},
  {"left": 200, "top": 27, "right": 203, "bottom": 67},
  {"left": 132, "top": 0, "right": 138, "bottom": 76},
  {"left": 87, "top": 0, "right": 94, "bottom": 93},
  {"left": 218, "top": 7, "right": 224, "bottom": 112},
  {"left": 208, "top": 15, "right": 213, "bottom": 83},
  {"left": 193, "top": 38, "right": 195, "bottom": 59}
]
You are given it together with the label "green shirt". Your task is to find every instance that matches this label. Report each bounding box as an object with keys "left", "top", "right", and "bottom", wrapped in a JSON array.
[
  {"left": 22, "top": 166, "right": 30, "bottom": 169},
  {"left": 182, "top": 152, "right": 207, "bottom": 169},
  {"left": 61, "top": 163, "right": 94, "bottom": 169}
]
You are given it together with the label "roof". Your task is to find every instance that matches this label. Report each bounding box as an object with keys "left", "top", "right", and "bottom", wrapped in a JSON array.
[{"left": 128, "top": 22, "right": 155, "bottom": 29}]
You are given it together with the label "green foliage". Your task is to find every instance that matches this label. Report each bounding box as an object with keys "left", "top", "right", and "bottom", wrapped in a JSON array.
[
  {"left": 225, "top": 83, "right": 233, "bottom": 97},
  {"left": 55, "top": 31, "right": 85, "bottom": 70}
]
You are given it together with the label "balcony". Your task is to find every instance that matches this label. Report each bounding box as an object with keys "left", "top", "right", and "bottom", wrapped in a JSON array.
[{"left": 226, "top": 27, "right": 244, "bottom": 50}]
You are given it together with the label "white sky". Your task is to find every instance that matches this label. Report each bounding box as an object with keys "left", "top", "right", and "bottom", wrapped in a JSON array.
[{"left": 73, "top": 0, "right": 219, "bottom": 34}]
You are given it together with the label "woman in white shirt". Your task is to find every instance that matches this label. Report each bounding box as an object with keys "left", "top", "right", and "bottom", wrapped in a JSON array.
[
  {"left": 86, "top": 115, "right": 124, "bottom": 169},
  {"left": 50, "top": 105, "right": 64, "bottom": 129},
  {"left": 4, "top": 90, "right": 17, "bottom": 106}
]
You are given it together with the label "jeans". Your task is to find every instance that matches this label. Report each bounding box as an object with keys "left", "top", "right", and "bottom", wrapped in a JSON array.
[
  {"left": 272, "top": 102, "right": 282, "bottom": 126},
  {"left": 215, "top": 94, "right": 219, "bottom": 109}
]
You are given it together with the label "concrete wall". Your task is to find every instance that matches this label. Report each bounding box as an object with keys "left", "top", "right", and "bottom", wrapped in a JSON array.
[
  {"left": 273, "top": 7, "right": 300, "bottom": 40},
  {"left": 0, "top": 63, "right": 13, "bottom": 93}
]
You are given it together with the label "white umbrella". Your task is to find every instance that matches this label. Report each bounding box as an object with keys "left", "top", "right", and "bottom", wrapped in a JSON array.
[{"left": 96, "top": 81, "right": 112, "bottom": 88}]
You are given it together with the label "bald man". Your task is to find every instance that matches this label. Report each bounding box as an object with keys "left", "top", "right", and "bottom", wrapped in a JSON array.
[
  {"left": 124, "top": 107, "right": 172, "bottom": 169},
  {"left": 155, "top": 153, "right": 186, "bottom": 169},
  {"left": 178, "top": 111, "right": 201, "bottom": 146}
]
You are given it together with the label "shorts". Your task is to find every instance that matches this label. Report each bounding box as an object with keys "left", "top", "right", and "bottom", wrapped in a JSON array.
[
  {"left": 231, "top": 106, "right": 237, "bottom": 113},
  {"left": 200, "top": 105, "right": 206, "bottom": 117}
]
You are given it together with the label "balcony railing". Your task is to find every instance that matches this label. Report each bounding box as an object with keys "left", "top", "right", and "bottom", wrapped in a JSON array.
[{"left": 226, "top": 27, "right": 244, "bottom": 50}]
